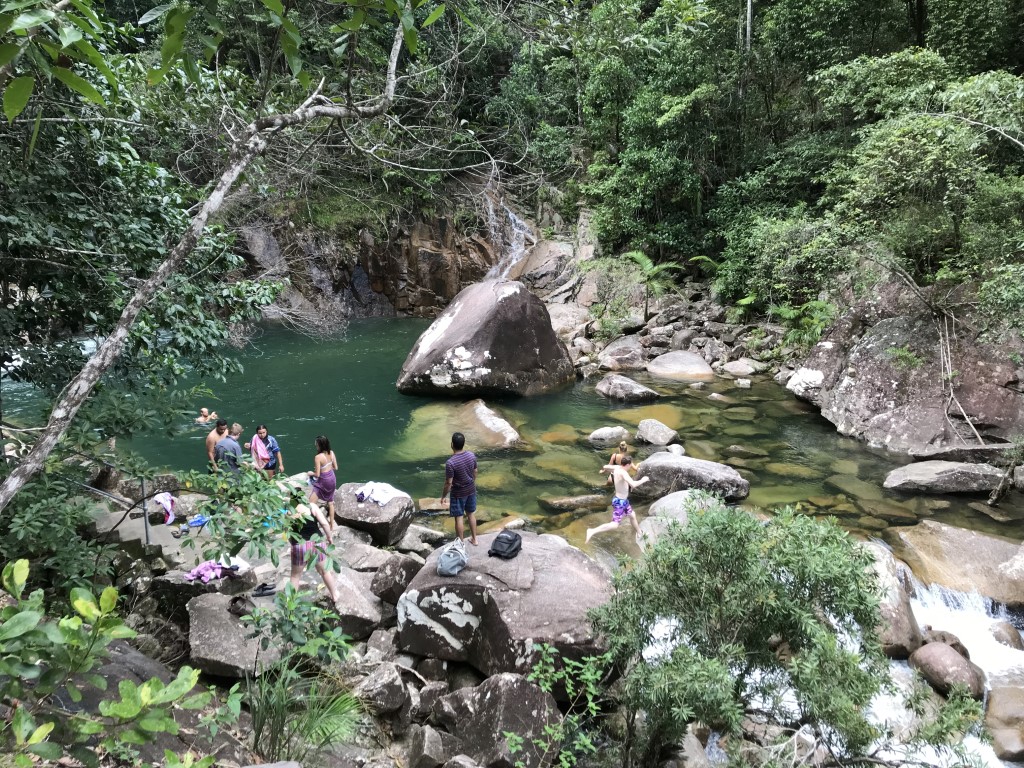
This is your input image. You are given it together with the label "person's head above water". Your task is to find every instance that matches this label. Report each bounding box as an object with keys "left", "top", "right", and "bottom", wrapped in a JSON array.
[
  {"left": 199, "top": 407, "right": 210, "bottom": 418},
  {"left": 315, "top": 435, "right": 331, "bottom": 454},
  {"left": 451, "top": 432, "right": 466, "bottom": 451},
  {"left": 618, "top": 441, "right": 628, "bottom": 452},
  {"left": 620, "top": 455, "right": 632, "bottom": 466}
]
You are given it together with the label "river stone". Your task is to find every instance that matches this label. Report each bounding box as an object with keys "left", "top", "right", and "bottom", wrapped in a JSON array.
[
  {"left": 334, "top": 567, "right": 384, "bottom": 640},
  {"left": 721, "top": 358, "right": 760, "bottom": 377},
  {"left": 433, "top": 673, "right": 561, "bottom": 768},
  {"left": 861, "top": 542, "right": 922, "bottom": 659},
  {"left": 734, "top": 378, "right": 752, "bottom": 389},
  {"left": 647, "top": 351, "right": 716, "bottom": 381},
  {"left": 634, "top": 452, "right": 749, "bottom": 502},
  {"left": 986, "top": 687, "right": 1024, "bottom": 761},
  {"left": 763, "top": 462, "right": 823, "bottom": 480},
  {"left": 409, "top": 724, "right": 463, "bottom": 768},
  {"left": 826, "top": 474, "right": 883, "bottom": 501},
  {"left": 537, "top": 494, "right": 607, "bottom": 512},
  {"left": 992, "top": 621, "right": 1024, "bottom": 650},
  {"left": 596, "top": 373, "right": 660, "bottom": 402},
  {"left": 186, "top": 593, "right": 277, "bottom": 678},
  {"left": 334, "top": 482, "right": 415, "bottom": 546},
  {"left": 639, "top": 490, "right": 718, "bottom": 544},
  {"left": 922, "top": 628, "right": 970, "bottom": 659},
  {"left": 597, "top": 335, "right": 646, "bottom": 371},
  {"left": 884, "top": 520, "right": 1024, "bottom": 607},
  {"left": 150, "top": 569, "right": 257, "bottom": 628},
  {"left": 396, "top": 279, "right": 574, "bottom": 397},
  {"left": 666, "top": 444, "right": 686, "bottom": 456},
  {"left": 396, "top": 532, "right": 611, "bottom": 677},
  {"left": 883, "top": 460, "right": 1004, "bottom": 493},
  {"left": 636, "top": 418, "right": 679, "bottom": 446},
  {"left": 726, "top": 445, "right": 768, "bottom": 459},
  {"left": 371, "top": 553, "right": 424, "bottom": 605},
  {"left": 335, "top": 526, "right": 392, "bottom": 572},
  {"left": 909, "top": 642, "right": 986, "bottom": 699},
  {"left": 397, "top": 524, "right": 449, "bottom": 558},
  {"left": 588, "top": 426, "right": 631, "bottom": 444}
]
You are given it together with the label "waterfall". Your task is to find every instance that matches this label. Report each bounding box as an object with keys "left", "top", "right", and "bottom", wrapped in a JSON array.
[{"left": 484, "top": 192, "right": 536, "bottom": 279}]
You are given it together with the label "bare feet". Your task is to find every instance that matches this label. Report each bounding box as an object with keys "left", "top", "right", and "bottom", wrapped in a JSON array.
[
  {"left": 585, "top": 528, "right": 595, "bottom": 543},
  {"left": 469, "top": 537, "right": 479, "bottom": 546}
]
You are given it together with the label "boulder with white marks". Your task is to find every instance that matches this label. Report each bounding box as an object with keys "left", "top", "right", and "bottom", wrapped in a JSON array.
[
  {"left": 634, "top": 452, "right": 750, "bottom": 501},
  {"left": 595, "top": 374, "right": 660, "bottom": 402},
  {"left": 396, "top": 279, "right": 575, "bottom": 397},
  {"left": 396, "top": 532, "right": 611, "bottom": 679}
]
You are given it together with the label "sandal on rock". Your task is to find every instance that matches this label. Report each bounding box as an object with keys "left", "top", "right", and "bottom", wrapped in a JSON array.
[
  {"left": 228, "top": 595, "right": 256, "bottom": 617},
  {"left": 252, "top": 582, "right": 276, "bottom": 598}
]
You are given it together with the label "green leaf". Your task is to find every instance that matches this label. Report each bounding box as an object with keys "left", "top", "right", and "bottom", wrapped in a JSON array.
[
  {"left": 70, "top": 588, "right": 101, "bottom": 622},
  {"left": 138, "top": 3, "right": 172, "bottom": 25},
  {"left": 8, "top": 8, "right": 54, "bottom": 32},
  {"left": 0, "top": 609, "right": 42, "bottom": 640},
  {"left": 99, "top": 587, "right": 117, "bottom": 614},
  {"left": 0, "top": 42, "right": 19, "bottom": 68},
  {"left": 421, "top": 4, "right": 445, "bottom": 28},
  {"left": 73, "top": 39, "right": 116, "bottom": 88},
  {"left": 2, "top": 559, "right": 29, "bottom": 598},
  {"left": 1, "top": 75, "right": 32, "bottom": 122},
  {"left": 68, "top": 0, "right": 101, "bottom": 30},
  {"left": 52, "top": 66, "right": 104, "bottom": 105},
  {"left": 27, "top": 742, "right": 62, "bottom": 760},
  {"left": 58, "top": 24, "right": 83, "bottom": 47},
  {"left": 260, "top": 0, "right": 284, "bottom": 16},
  {"left": 26, "top": 721, "right": 54, "bottom": 745}
]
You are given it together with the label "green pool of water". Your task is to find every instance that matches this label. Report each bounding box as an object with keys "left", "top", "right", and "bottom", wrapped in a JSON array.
[{"left": 10, "top": 319, "right": 1024, "bottom": 560}]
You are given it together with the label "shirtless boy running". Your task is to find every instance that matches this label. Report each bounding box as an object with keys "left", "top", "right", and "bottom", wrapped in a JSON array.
[{"left": 587, "top": 456, "right": 649, "bottom": 543}]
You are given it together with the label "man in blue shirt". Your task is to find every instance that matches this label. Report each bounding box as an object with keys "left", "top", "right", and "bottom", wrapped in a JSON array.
[
  {"left": 440, "top": 432, "right": 479, "bottom": 545},
  {"left": 214, "top": 423, "right": 244, "bottom": 477}
]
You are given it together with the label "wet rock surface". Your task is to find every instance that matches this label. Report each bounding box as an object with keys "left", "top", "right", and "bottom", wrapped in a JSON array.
[
  {"left": 883, "top": 460, "right": 1004, "bottom": 493},
  {"left": 909, "top": 642, "right": 986, "bottom": 699},
  {"left": 595, "top": 373, "right": 660, "bottom": 401},
  {"left": 634, "top": 452, "right": 750, "bottom": 501}
]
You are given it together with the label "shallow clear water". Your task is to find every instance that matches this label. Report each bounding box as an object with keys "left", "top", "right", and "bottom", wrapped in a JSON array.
[{"left": 7, "top": 319, "right": 1024, "bottom": 559}]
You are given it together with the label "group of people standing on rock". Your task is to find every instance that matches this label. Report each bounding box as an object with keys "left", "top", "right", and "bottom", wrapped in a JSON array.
[{"left": 199, "top": 411, "right": 342, "bottom": 603}]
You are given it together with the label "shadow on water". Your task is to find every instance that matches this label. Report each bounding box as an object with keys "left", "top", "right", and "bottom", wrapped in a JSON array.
[{"left": 8, "top": 319, "right": 1024, "bottom": 554}]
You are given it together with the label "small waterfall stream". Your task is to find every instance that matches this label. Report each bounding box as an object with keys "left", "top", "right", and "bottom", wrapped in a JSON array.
[{"left": 484, "top": 191, "right": 536, "bottom": 278}]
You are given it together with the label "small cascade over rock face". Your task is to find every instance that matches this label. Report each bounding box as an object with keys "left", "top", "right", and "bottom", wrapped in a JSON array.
[{"left": 484, "top": 189, "right": 536, "bottom": 279}]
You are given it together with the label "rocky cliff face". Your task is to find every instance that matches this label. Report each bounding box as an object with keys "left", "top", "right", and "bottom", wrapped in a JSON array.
[
  {"left": 786, "top": 280, "right": 1024, "bottom": 455},
  {"left": 241, "top": 215, "right": 502, "bottom": 325}
]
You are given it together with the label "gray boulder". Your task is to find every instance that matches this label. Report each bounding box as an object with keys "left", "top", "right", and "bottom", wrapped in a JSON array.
[
  {"left": 433, "top": 673, "right": 561, "bottom": 768},
  {"left": 334, "top": 567, "right": 384, "bottom": 640},
  {"left": 636, "top": 418, "right": 679, "bottom": 445},
  {"left": 986, "top": 687, "right": 1024, "bottom": 761},
  {"left": 186, "top": 593, "right": 277, "bottom": 678},
  {"left": 507, "top": 240, "right": 573, "bottom": 293},
  {"left": 646, "top": 351, "right": 715, "bottom": 381},
  {"left": 909, "top": 642, "right": 986, "bottom": 699},
  {"left": 721, "top": 358, "right": 765, "bottom": 377},
  {"left": 883, "top": 460, "right": 1004, "bottom": 493},
  {"left": 397, "top": 532, "right": 611, "bottom": 678},
  {"left": 885, "top": 520, "right": 1024, "bottom": 607},
  {"left": 992, "top": 621, "right": 1024, "bottom": 650},
  {"left": 861, "top": 543, "right": 922, "bottom": 659},
  {"left": 597, "top": 335, "right": 645, "bottom": 371},
  {"left": 354, "top": 662, "right": 409, "bottom": 714},
  {"left": 371, "top": 553, "right": 425, "bottom": 604},
  {"left": 151, "top": 569, "right": 256, "bottom": 628},
  {"left": 546, "top": 302, "right": 591, "bottom": 341},
  {"left": 409, "top": 724, "right": 463, "bottom": 768},
  {"left": 335, "top": 526, "right": 393, "bottom": 571},
  {"left": 595, "top": 373, "right": 660, "bottom": 402},
  {"left": 334, "top": 482, "right": 415, "bottom": 546},
  {"left": 639, "top": 490, "right": 716, "bottom": 544},
  {"left": 398, "top": 524, "right": 450, "bottom": 558},
  {"left": 588, "top": 426, "right": 630, "bottom": 445},
  {"left": 635, "top": 452, "right": 750, "bottom": 501},
  {"left": 396, "top": 279, "right": 575, "bottom": 397}
]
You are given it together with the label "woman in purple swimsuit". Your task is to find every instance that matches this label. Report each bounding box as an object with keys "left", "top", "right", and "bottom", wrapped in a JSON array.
[{"left": 307, "top": 435, "right": 338, "bottom": 531}]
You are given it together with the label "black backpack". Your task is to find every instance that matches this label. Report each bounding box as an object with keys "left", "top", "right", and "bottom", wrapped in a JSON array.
[{"left": 488, "top": 531, "right": 522, "bottom": 559}]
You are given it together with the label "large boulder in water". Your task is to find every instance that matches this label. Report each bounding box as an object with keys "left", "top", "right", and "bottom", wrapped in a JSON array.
[
  {"left": 634, "top": 452, "right": 750, "bottom": 501},
  {"left": 883, "top": 460, "right": 1004, "bottom": 493},
  {"left": 395, "top": 279, "right": 575, "bottom": 397},
  {"left": 396, "top": 532, "right": 611, "bottom": 677},
  {"left": 646, "top": 351, "right": 716, "bottom": 382},
  {"left": 861, "top": 542, "right": 922, "bottom": 659},
  {"left": 909, "top": 642, "right": 986, "bottom": 699},
  {"left": 884, "top": 520, "right": 1024, "bottom": 607},
  {"left": 596, "top": 373, "right": 660, "bottom": 402}
]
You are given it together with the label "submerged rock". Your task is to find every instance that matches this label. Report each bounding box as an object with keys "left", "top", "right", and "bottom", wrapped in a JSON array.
[
  {"left": 883, "top": 460, "right": 1004, "bottom": 493},
  {"left": 537, "top": 494, "right": 607, "bottom": 512},
  {"left": 390, "top": 399, "right": 522, "bottom": 462},
  {"left": 396, "top": 279, "right": 575, "bottom": 397},
  {"left": 396, "top": 532, "right": 611, "bottom": 677},
  {"left": 634, "top": 452, "right": 749, "bottom": 501},
  {"left": 588, "top": 426, "right": 631, "bottom": 444}
]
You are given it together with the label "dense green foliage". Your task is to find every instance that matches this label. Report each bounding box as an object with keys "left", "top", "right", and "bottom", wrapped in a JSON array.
[{"left": 586, "top": 500, "right": 982, "bottom": 768}]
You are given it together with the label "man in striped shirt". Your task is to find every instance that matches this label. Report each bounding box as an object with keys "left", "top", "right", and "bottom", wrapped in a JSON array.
[{"left": 440, "top": 432, "right": 479, "bottom": 545}]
